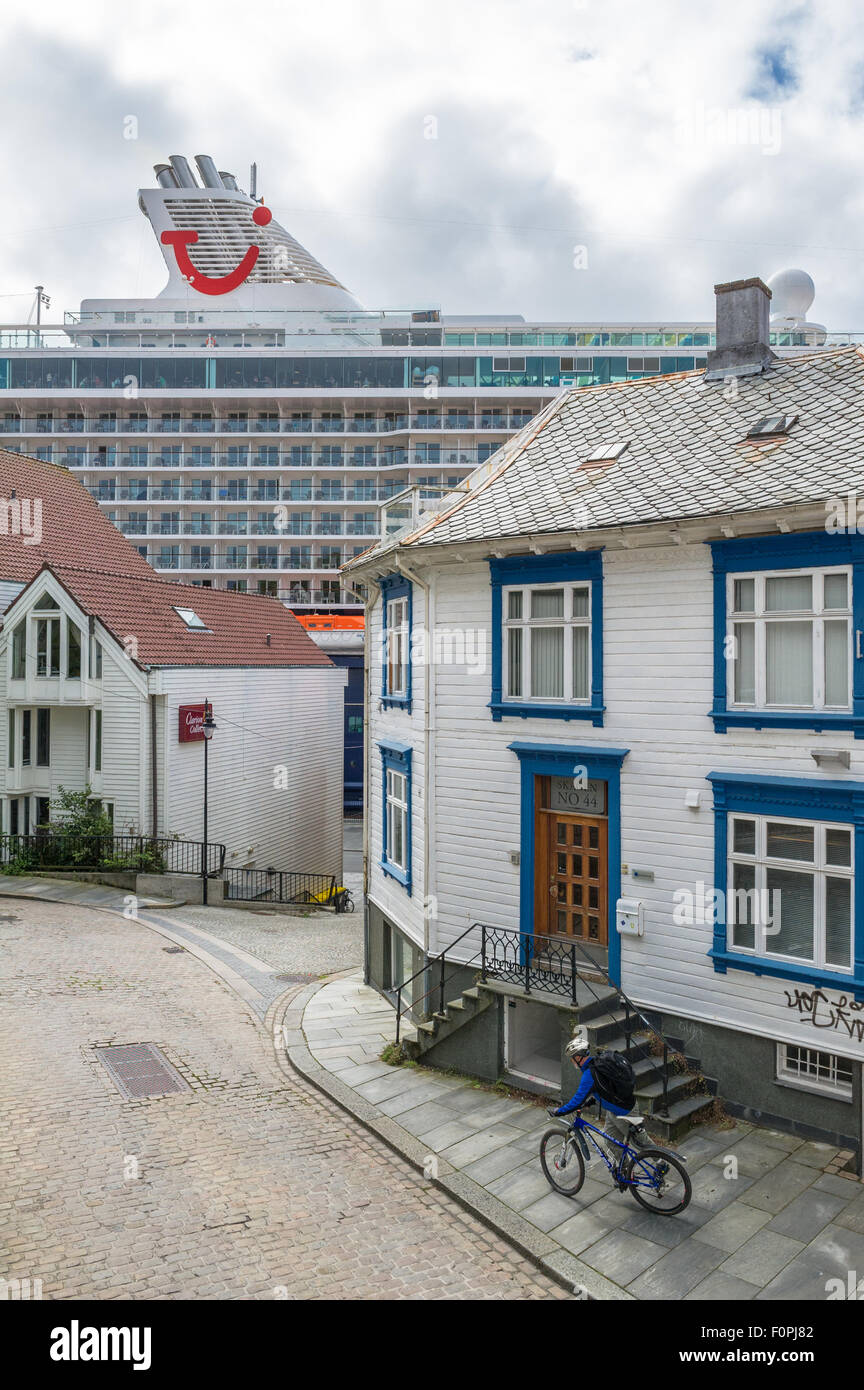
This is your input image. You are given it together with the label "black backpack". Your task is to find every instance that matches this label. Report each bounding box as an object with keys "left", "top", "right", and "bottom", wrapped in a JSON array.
[{"left": 590, "top": 1051, "right": 635, "bottom": 1110}]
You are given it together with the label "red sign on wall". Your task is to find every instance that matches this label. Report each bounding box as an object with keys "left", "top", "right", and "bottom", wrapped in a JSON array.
[{"left": 179, "top": 704, "right": 209, "bottom": 742}]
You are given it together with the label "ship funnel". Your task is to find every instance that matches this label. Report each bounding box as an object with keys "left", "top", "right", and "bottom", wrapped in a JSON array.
[
  {"left": 219, "top": 170, "right": 239, "bottom": 191},
  {"left": 168, "top": 155, "right": 198, "bottom": 188},
  {"left": 194, "top": 155, "right": 224, "bottom": 189},
  {"left": 154, "top": 163, "right": 179, "bottom": 188}
]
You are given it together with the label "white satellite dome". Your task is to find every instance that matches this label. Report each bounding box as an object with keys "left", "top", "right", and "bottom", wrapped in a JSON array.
[{"left": 767, "top": 267, "right": 815, "bottom": 322}]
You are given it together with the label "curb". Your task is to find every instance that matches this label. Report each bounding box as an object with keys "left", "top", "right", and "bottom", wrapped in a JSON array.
[{"left": 275, "top": 978, "right": 632, "bottom": 1302}]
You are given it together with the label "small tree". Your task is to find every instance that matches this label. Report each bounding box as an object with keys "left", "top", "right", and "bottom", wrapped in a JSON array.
[
  {"left": 37, "top": 786, "right": 114, "bottom": 866},
  {"left": 44, "top": 786, "right": 113, "bottom": 837}
]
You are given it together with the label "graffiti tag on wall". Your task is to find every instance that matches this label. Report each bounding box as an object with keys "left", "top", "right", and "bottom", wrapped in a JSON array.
[{"left": 783, "top": 987, "right": 864, "bottom": 1043}]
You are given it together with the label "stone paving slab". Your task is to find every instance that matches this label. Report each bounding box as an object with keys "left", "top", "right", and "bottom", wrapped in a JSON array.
[{"left": 291, "top": 969, "right": 864, "bottom": 1302}]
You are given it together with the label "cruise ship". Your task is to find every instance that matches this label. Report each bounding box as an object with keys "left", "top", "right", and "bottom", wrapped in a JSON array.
[{"left": 0, "top": 154, "right": 834, "bottom": 612}]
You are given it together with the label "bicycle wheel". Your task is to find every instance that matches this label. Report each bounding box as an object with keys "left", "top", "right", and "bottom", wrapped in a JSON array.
[
  {"left": 623, "top": 1146, "right": 691, "bottom": 1215},
  {"left": 539, "top": 1128, "right": 585, "bottom": 1196}
]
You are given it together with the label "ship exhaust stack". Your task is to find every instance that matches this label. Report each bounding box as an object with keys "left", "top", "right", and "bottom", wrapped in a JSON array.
[
  {"left": 194, "top": 155, "right": 224, "bottom": 189},
  {"left": 168, "top": 155, "right": 198, "bottom": 188},
  {"left": 154, "top": 163, "right": 179, "bottom": 188},
  {"left": 219, "top": 171, "right": 239, "bottom": 191}
]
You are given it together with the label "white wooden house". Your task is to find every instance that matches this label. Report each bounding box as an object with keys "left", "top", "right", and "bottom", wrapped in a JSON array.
[
  {"left": 0, "top": 562, "right": 346, "bottom": 883},
  {"left": 348, "top": 278, "right": 864, "bottom": 1156}
]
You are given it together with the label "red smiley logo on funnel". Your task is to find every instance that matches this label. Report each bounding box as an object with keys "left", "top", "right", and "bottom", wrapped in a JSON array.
[{"left": 161, "top": 204, "right": 273, "bottom": 295}]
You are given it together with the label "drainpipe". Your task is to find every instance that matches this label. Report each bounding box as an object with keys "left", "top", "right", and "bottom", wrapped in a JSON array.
[
  {"left": 362, "top": 579, "right": 382, "bottom": 986},
  {"left": 395, "top": 558, "right": 434, "bottom": 965},
  {"left": 149, "top": 694, "right": 158, "bottom": 837}
]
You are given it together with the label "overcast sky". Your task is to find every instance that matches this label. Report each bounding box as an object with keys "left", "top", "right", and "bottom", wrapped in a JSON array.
[{"left": 1, "top": 0, "right": 863, "bottom": 327}]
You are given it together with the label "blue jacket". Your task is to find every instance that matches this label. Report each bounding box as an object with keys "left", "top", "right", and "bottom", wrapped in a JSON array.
[{"left": 555, "top": 1061, "right": 631, "bottom": 1118}]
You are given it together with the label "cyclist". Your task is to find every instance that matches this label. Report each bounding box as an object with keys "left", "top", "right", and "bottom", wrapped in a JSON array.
[{"left": 554, "top": 1029, "right": 648, "bottom": 1148}]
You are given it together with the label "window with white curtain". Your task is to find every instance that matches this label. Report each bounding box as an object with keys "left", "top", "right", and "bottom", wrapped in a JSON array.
[
  {"left": 503, "top": 583, "right": 591, "bottom": 704},
  {"left": 728, "top": 567, "right": 851, "bottom": 710},
  {"left": 728, "top": 812, "right": 854, "bottom": 972},
  {"left": 385, "top": 595, "right": 409, "bottom": 699}
]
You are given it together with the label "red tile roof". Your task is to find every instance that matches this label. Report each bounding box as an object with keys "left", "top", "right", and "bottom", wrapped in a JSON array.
[
  {"left": 19, "top": 564, "right": 334, "bottom": 669},
  {"left": 0, "top": 449, "right": 155, "bottom": 583}
]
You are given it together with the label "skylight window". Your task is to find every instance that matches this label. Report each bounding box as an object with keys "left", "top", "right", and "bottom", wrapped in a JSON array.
[
  {"left": 173, "top": 606, "right": 210, "bottom": 631},
  {"left": 583, "top": 441, "right": 628, "bottom": 466},
  {"left": 746, "top": 413, "right": 798, "bottom": 439}
]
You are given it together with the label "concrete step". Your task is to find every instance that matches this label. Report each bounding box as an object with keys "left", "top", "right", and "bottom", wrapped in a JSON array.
[
  {"left": 635, "top": 1070, "right": 695, "bottom": 1114},
  {"left": 402, "top": 984, "right": 494, "bottom": 1061},
  {"left": 643, "top": 1090, "right": 716, "bottom": 1144},
  {"left": 589, "top": 1030, "right": 654, "bottom": 1063}
]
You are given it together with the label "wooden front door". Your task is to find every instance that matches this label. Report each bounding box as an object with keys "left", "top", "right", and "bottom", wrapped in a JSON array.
[{"left": 535, "top": 803, "right": 608, "bottom": 945}]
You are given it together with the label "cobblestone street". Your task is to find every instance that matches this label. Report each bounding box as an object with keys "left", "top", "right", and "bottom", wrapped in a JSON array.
[{"left": 0, "top": 898, "right": 567, "bottom": 1300}]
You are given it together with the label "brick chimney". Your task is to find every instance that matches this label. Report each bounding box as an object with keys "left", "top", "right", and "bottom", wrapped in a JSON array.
[{"left": 704, "top": 276, "right": 777, "bottom": 380}]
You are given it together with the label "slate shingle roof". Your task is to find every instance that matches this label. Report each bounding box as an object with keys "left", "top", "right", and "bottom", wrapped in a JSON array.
[
  {"left": 15, "top": 564, "right": 333, "bottom": 670},
  {"left": 0, "top": 449, "right": 156, "bottom": 582},
  {"left": 360, "top": 347, "right": 864, "bottom": 556}
]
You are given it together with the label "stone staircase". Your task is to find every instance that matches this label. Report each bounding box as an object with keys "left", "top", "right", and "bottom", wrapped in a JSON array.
[
  {"left": 401, "top": 984, "right": 493, "bottom": 1060},
  {"left": 394, "top": 943, "right": 720, "bottom": 1144},
  {"left": 582, "top": 1004, "right": 718, "bottom": 1143}
]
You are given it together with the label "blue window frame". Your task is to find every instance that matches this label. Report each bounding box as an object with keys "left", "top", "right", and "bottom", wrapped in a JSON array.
[
  {"left": 380, "top": 572, "right": 412, "bottom": 711},
  {"left": 509, "top": 741, "right": 628, "bottom": 985},
  {"left": 709, "top": 530, "right": 864, "bottom": 736},
  {"left": 708, "top": 771, "right": 864, "bottom": 998},
  {"left": 490, "top": 551, "right": 604, "bottom": 723},
  {"left": 379, "top": 739, "right": 412, "bottom": 892}
]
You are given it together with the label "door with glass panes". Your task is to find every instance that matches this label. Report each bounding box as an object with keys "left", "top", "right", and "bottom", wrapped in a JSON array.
[{"left": 534, "top": 775, "right": 609, "bottom": 946}]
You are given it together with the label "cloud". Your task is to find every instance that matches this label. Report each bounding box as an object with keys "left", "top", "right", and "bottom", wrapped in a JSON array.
[{"left": 1, "top": 0, "right": 864, "bottom": 329}]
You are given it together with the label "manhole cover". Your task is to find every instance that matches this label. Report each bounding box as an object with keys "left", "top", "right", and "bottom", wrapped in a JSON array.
[{"left": 94, "top": 1043, "right": 190, "bottom": 1099}]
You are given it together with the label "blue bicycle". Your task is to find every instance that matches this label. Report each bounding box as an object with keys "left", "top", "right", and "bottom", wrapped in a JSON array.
[{"left": 540, "top": 1102, "right": 691, "bottom": 1215}]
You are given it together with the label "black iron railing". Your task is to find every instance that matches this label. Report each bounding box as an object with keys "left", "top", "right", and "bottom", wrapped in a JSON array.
[
  {"left": 394, "top": 923, "right": 479, "bottom": 1044},
  {"left": 0, "top": 833, "right": 225, "bottom": 877},
  {"left": 478, "top": 922, "right": 698, "bottom": 1119},
  {"left": 480, "top": 924, "right": 582, "bottom": 1003},
  {"left": 223, "top": 868, "right": 351, "bottom": 912}
]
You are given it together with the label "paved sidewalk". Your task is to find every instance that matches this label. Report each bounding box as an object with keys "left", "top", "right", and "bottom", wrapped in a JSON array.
[{"left": 287, "top": 972, "right": 864, "bottom": 1302}]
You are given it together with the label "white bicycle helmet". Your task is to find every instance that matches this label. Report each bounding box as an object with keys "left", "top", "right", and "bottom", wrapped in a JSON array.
[{"left": 564, "top": 1028, "right": 590, "bottom": 1059}]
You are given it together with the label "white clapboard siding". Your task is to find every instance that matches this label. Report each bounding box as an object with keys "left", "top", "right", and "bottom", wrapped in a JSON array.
[
  {"left": 366, "top": 587, "right": 428, "bottom": 947},
  {"left": 366, "top": 542, "right": 864, "bottom": 1062},
  {"left": 98, "top": 644, "right": 149, "bottom": 831},
  {"left": 160, "top": 666, "right": 346, "bottom": 877}
]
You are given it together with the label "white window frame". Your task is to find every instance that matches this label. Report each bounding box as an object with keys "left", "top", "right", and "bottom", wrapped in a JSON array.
[
  {"left": 776, "top": 1043, "right": 854, "bottom": 1099},
  {"left": 33, "top": 613, "right": 62, "bottom": 677},
  {"left": 385, "top": 768, "right": 408, "bottom": 872},
  {"left": 502, "top": 581, "right": 591, "bottom": 705},
  {"left": 727, "top": 812, "right": 854, "bottom": 973},
  {"left": 385, "top": 595, "right": 409, "bottom": 699},
  {"left": 727, "top": 566, "right": 852, "bottom": 711}
]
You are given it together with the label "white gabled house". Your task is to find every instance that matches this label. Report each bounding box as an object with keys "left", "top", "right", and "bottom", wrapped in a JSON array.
[
  {"left": 348, "top": 277, "right": 864, "bottom": 1158},
  {"left": 0, "top": 562, "right": 346, "bottom": 888}
]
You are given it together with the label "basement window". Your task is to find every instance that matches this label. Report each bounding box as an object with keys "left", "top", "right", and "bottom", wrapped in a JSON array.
[
  {"left": 777, "top": 1043, "right": 853, "bottom": 1099},
  {"left": 173, "top": 606, "right": 211, "bottom": 632},
  {"left": 746, "top": 413, "right": 798, "bottom": 440}
]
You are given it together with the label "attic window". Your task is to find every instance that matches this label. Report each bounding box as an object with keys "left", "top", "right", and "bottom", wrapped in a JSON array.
[
  {"left": 746, "top": 413, "right": 798, "bottom": 440},
  {"left": 583, "top": 441, "right": 628, "bottom": 466},
  {"left": 173, "top": 606, "right": 211, "bottom": 632}
]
